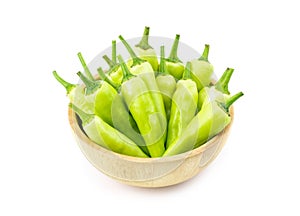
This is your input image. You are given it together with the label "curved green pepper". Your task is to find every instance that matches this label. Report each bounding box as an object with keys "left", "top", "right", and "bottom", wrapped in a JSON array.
[
  {"left": 53, "top": 71, "right": 92, "bottom": 114},
  {"left": 165, "top": 34, "right": 185, "bottom": 80},
  {"left": 163, "top": 92, "right": 244, "bottom": 156},
  {"left": 97, "top": 67, "right": 149, "bottom": 156},
  {"left": 134, "top": 26, "right": 159, "bottom": 71},
  {"left": 118, "top": 55, "right": 165, "bottom": 157},
  {"left": 190, "top": 44, "right": 214, "bottom": 91},
  {"left": 166, "top": 62, "right": 198, "bottom": 149},
  {"left": 198, "top": 68, "right": 234, "bottom": 109},
  {"left": 70, "top": 104, "right": 148, "bottom": 158},
  {"left": 77, "top": 72, "right": 117, "bottom": 126},
  {"left": 119, "top": 35, "right": 167, "bottom": 141},
  {"left": 156, "top": 45, "right": 177, "bottom": 121}
]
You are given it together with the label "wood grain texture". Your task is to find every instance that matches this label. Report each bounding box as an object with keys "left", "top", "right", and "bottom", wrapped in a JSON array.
[{"left": 68, "top": 107, "right": 234, "bottom": 188}]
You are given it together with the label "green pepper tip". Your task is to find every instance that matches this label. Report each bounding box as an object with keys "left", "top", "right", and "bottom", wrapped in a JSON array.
[
  {"left": 168, "top": 34, "right": 182, "bottom": 63},
  {"left": 135, "top": 26, "right": 153, "bottom": 50},
  {"left": 144, "top": 26, "right": 150, "bottom": 36},
  {"left": 159, "top": 45, "right": 167, "bottom": 74},
  {"left": 198, "top": 44, "right": 210, "bottom": 62},
  {"left": 103, "top": 55, "right": 114, "bottom": 68},
  {"left": 52, "top": 70, "right": 76, "bottom": 94},
  {"left": 77, "top": 52, "right": 94, "bottom": 81},
  {"left": 111, "top": 40, "right": 117, "bottom": 64},
  {"left": 215, "top": 67, "right": 234, "bottom": 94},
  {"left": 220, "top": 91, "right": 244, "bottom": 111}
]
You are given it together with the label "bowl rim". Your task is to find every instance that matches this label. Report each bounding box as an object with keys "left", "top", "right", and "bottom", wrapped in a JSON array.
[{"left": 68, "top": 106, "right": 234, "bottom": 163}]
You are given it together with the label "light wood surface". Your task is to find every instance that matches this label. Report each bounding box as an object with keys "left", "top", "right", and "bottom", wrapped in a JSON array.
[{"left": 68, "top": 107, "right": 234, "bottom": 188}]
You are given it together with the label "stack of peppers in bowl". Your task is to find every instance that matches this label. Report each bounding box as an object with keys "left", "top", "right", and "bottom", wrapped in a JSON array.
[{"left": 53, "top": 27, "right": 243, "bottom": 159}]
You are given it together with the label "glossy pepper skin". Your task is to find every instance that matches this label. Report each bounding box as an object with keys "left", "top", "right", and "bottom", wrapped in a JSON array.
[
  {"left": 76, "top": 72, "right": 117, "bottom": 127},
  {"left": 156, "top": 46, "right": 176, "bottom": 121},
  {"left": 198, "top": 68, "right": 234, "bottom": 109},
  {"left": 163, "top": 92, "right": 244, "bottom": 156},
  {"left": 166, "top": 62, "right": 198, "bottom": 149},
  {"left": 165, "top": 34, "right": 185, "bottom": 80},
  {"left": 118, "top": 55, "right": 165, "bottom": 157},
  {"left": 97, "top": 67, "right": 149, "bottom": 156},
  {"left": 119, "top": 35, "right": 167, "bottom": 141},
  {"left": 190, "top": 44, "right": 214, "bottom": 91},
  {"left": 53, "top": 71, "right": 92, "bottom": 114},
  {"left": 134, "top": 26, "right": 159, "bottom": 71},
  {"left": 70, "top": 104, "right": 148, "bottom": 158}
]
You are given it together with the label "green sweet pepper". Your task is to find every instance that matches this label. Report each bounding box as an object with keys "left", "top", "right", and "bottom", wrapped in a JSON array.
[
  {"left": 134, "top": 26, "right": 159, "bottom": 71},
  {"left": 190, "top": 44, "right": 214, "bottom": 91},
  {"left": 163, "top": 92, "right": 244, "bottom": 156},
  {"left": 76, "top": 71, "right": 117, "bottom": 126},
  {"left": 198, "top": 68, "right": 234, "bottom": 109},
  {"left": 165, "top": 34, "right": 185, "bottom": 80},
  {"left": 97, "top": 67, "right": 149, "bottom": 156},
  {"left": 53, "top": 71, "right": 93, "bottom": 114},
  {"left": 166, "top": 62, "right": 198, "bottom": 149},
  {"left": 70, "top": 103, "right": 148, "bottom": 158},
  {"left": 119, "top": 35, "right": 167, "bottom": 142},
  {"left": 156, "top": 45, "right": 176, "bottom": 121},
  {"left": 118, "top": 55, "right": 165, "bottom": 157}
]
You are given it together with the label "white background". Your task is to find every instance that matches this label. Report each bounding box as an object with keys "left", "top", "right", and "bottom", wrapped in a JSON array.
[{"left": 1, "top": 0, "right": 299, "bottom": 215}]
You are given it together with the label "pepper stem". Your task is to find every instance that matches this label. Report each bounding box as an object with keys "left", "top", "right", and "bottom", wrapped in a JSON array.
[
  {"left": 77, "top": 52, "right": 94, "bottom": 81},
  {"left": 223, "top": 92, "right": 244, "bottom": 110},
  {"left": 119, "top": 35, "right": 145, "bottom": 67},
  {"left": 97, "top": 67, "right": 119, "bottom": 90},
  {"left": 159, "top": 45, "right": 167, "bottom": 74},
  {"left": 117, "top": 55, "right": 134, "bottom": 82},
  {"left": 112, "top": 40, "right": 117, "bottom": 65},
  {"left": 182, "top": 62, "right": 192, "bottom": 80},
  {"left": 77, "top": 71, "right": 100, "bottom": 95},
  {"left": 198, "top": 44, "right": 210, "bottom": 62},
  {"left": 69, "top": 103, "right": 94, "bottom": 125},
  {"left": 135, "top": 26, "right": 153, "bottom": 50},
  {"left": 103, "top": 55, "right": 114, "bottom": 69},
  {"left": 168, "top": 34, "right": 182, "bottom": 63},
  {"left": 52, "top": 71, "right": 76, "bottom": 95},
  {"left": 215, "top": 68, "right": 234, "bottom": 94}
]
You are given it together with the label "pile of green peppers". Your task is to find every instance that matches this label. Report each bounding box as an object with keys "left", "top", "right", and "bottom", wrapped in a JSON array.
[{"left": 53, "top": 27, "right": 243, "bottom": 158}]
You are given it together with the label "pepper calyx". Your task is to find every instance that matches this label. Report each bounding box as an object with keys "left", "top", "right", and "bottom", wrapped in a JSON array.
[
  {"left": 167, "top": 34, "right": 182, "bottom": 63},
  {"left": 198, "top": 44, "right": 210, "bottom": 63},
  {"left": 119, "top": 35, "right": 146, "bottom": 67},
  {"left": 135, "top": 26, "right": 153, "bottom": 50},
  {"left": 77, "top": 71, "right": 101, "bottom": 95},
  {"left": 69, "top": 103, "right": 94, "bottom": 125},
  {"left": 117, "top": 55, "right": 135, "bottom": 82}
]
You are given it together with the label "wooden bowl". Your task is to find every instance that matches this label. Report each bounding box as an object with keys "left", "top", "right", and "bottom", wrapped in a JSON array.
[{"left": 68, "top": 107, "right": 234, "bottom": 188}]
